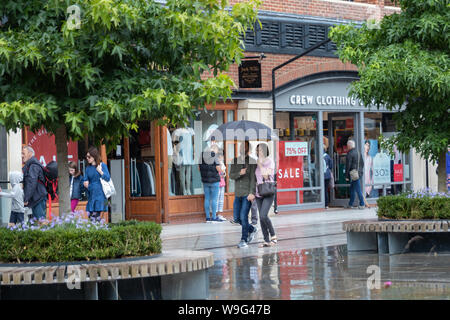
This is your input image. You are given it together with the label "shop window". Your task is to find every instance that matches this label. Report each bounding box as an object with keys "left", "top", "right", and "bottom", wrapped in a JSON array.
[
  {"left": 364, "top": 112, "right": 412, "bottom": 198},
  {"left": 129, "top": 121, "right": 157, "bottom": 197},
  {"left": 168, "top": 110, "right": 225, "bottom": 196},
  {"left": 275, "top": 112, "right": 322, "bottom": 205}
]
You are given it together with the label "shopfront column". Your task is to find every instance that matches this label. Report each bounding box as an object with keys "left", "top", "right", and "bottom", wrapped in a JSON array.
[{"left": 318, "top": 111, "right": 324, "bottom": 205}]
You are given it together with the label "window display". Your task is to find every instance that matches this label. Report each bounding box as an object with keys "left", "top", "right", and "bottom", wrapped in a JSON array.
[
  {"left": 168, "top": 109, "right": 229, "bottom": 196},
  {"left": 364, "top": 112, "right": 412, "bottom": 198},
  {"left": 276, "top": 112, "right": 322, "bottom": 205},
  {"left": 129, "top": 121, "right": 157, "bottom": 197}
]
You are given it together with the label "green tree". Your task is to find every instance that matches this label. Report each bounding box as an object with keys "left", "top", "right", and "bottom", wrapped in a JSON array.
[
  {"left": 0, "top": 0, "right": 260, "bottom": 214},
  {"left": 330, "top": 0, "right": 449, "bottom": 192}
]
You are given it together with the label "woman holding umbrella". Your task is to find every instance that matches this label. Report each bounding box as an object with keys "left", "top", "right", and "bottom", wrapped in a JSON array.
[{"left": 210, "top": 119, "right": 275, "bottom": 248}]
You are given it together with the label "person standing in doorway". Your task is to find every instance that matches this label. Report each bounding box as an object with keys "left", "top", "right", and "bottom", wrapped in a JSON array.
[
  {"left": 230, "top": 141, "right": 258, "bottom": 248},
  {"left": 83, "top": 147, "right": 111, "bottom": 221},
  {"left": 255, "top": 143, "right": 277, "bottom": 247},
  {"left": 22, "top": 146, "right": 48, "bottom": 221},
  {"left": 323, "top": 137, "right": 333, "bottom": 209},
  {"left": 345, "top": 140, "right": 365, "bottom": 209}
]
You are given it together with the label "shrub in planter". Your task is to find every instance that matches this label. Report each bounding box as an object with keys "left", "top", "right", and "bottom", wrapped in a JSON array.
[
  {"left": 377, "top": 190, "right": 450, "bottom": 220},
  {"left": 0, "top": 212, "right": 162, "bottom": 263}
]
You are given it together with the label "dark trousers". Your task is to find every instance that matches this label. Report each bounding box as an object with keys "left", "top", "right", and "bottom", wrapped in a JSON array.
[
  {"left": 31, "top": 199, "right": 47, "bottom": 220},
  {"left": 233, "top": 196, "right": 254, "bottom": 242},
  {"left": 256, "top": 195, "right": 275, "bottom": 243},
  {"left": 325, "top": 178, "right": 331, "bottom": 207},
  {"left": 9, "top": 211, "right": 24, "bottom": 224}
]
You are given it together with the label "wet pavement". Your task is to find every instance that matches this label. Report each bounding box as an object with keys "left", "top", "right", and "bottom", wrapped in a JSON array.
[{"left": 161, "top": 208, "right": 450, "bottom": 300}]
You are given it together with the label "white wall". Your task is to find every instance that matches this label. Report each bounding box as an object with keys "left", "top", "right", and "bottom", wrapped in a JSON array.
[
  {"left": 237, "top": 99, "right": 274, "bottom": 157},
  {"left": 8, "top": 129, "right": 23, "bottom": 173},
  {"left": 412, "top": 149, "right": 438, "bottom": 192}
]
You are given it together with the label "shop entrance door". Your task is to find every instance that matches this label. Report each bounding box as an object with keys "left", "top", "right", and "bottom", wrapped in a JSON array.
[{"left": 326, "top": 113, "right": 360, "bottom": 207}]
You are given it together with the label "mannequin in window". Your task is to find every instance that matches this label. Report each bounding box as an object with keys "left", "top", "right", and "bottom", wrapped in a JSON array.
[
  {"left": 364, "top": 140, "right": 374, "bottom": 198},
  {"left": 167, "top": 128, "right": 175, "bottom": 196},
  {"left": 173, "top": 128, "right": 195, "bottom": 195}
]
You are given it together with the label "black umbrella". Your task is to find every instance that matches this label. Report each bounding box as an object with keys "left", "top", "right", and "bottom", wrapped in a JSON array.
[{"left": 208, "top": 120, "right": 275, "bottom": 141}]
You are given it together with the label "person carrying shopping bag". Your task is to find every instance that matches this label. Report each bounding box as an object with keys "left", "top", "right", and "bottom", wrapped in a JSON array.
[{"left": 82, "top": 147, "right": 111, "bottom": 221}]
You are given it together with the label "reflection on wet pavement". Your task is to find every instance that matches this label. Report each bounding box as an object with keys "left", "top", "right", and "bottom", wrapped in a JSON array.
[
  {"left": 209, "top": 246, "right": 450, "bottom": 300},
  {"left": 162, "top": 209, "right": 450, "bottom": 300}
]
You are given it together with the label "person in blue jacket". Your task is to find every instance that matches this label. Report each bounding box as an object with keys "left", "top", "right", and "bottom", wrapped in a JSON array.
[
  {"left": 82, "top": 147, "right": 110, "bottom": 221},
  {"left": 68, "top": 161, "right": 84, "bottom": 212}
]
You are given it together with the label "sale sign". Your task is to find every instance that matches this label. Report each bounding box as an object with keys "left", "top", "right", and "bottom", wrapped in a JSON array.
[
  {"left": 373, "top": 153, "right": 391, "bottom": 186},
  {"left": 277, "top": 141, "right": 304, "bottom": 205},
  {"left": 27, "top": 127, "right": 78, "bottom": 166},
  {"left": 285, "top": 141, "right": 308, "bottom": 157},
  {"left": 393, "top": 164, "right": 403, "bottom": 182}
]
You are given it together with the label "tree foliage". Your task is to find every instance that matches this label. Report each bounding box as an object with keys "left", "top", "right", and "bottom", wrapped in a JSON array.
[
  {"left": 329, "top": 0, "right": 449, "bottom": 163},
  {"left": 0, "top": 0, "right": 261, "bottom": 147}
]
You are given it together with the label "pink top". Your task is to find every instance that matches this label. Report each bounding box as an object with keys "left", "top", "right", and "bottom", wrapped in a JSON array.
[
  {"left": 219, "top": 161, "right": 226, "bottom": 188},
  {"left": 255, "top": 157, "right": 274, "bottom": 198}
]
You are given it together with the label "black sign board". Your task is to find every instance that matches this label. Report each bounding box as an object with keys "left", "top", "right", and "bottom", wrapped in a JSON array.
[{"left": 238, "top": 60, "right": 262, "bottom": 88}]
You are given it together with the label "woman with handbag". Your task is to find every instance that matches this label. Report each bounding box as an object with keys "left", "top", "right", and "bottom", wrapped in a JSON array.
[
  {"left": 255, "top": 143, "right": 277, "bottom": 247},
  {"left": 83, "top": 147, "right": 111, "bottom": 221}
]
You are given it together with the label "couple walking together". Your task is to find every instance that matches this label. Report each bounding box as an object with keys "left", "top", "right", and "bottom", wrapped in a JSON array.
[{"left": 230, "top": 141, "right": 277, "bottom": 248}]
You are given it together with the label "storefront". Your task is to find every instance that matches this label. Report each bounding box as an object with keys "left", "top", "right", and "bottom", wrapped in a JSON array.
[
  {"left": 123, "top": 101, "right": 239, "bottom": 223},
  {"left": 275, "top": 71, "right": 413, "bottom": 211}
]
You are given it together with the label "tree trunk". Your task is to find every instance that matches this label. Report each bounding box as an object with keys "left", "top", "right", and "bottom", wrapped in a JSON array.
[
  {"left": 437, "top": 150, "right": 447, "bottom": 193},
  {"left": 55, "top": 124, "right": 71, "bottom": 216}
]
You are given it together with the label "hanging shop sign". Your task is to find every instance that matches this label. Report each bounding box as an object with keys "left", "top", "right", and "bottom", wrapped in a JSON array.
[
  {"left": 373, "top": 152, "right": 391, "bottom": 186},
  {"left": 238, "top": 60, "right": 262, "bottom": 88},
  {"left": 27, "top": 127, "right": 78, "bottom": 166},
  {"left": 277, "top": 141, "right": 304, "bottom": 205}
]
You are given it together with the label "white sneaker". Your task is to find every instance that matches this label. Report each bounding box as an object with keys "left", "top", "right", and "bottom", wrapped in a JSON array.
[
  {"left": 247, "top": 226, "right": 258, "bottom": 244},
  {"left": 217, "top": 215, "right": 227, "bottom": 221},
  {"left": 237, "top": 240, "right": 248, "bottom": 248}
]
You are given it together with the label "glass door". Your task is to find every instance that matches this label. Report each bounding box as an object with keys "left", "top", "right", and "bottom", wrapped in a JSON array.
[{"left": 326, "top": 113, "right": 360, "bottom": 207}]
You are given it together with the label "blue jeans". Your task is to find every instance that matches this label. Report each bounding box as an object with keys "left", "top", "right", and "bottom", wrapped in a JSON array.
[
  {"left": 233, "top": 196, "right": 255, "bottom": 242},
  {"left": 203, "top": 182, "right": 220, "bottom": 220},
  {"left": 32, "top": 199, "right": 47, "bottom": 220},
  {"left": 349, "top": 179, "right": 365, "bottom": 207}
]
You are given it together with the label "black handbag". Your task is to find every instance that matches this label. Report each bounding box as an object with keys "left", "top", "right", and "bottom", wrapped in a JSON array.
[{"left": 257, "top": 179, "right": 276, "bottom": 197}]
